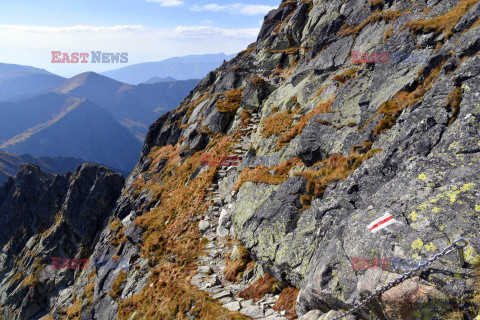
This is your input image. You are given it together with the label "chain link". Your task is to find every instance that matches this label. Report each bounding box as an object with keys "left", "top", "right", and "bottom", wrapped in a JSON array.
[{"left": 325, "top": 239, "right": 468, "bottom": 320}]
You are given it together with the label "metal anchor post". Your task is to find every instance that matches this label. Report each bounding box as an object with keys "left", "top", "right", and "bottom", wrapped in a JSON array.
[{"left": 452, "top": 238, "right": 468, "bottom": 268}]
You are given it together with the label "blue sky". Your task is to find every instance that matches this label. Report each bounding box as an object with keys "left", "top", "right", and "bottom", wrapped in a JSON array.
[{"left": 0, "top": 0, "right": 280, "bottom": 77}]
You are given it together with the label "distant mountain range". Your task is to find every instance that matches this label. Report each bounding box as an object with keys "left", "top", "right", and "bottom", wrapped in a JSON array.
[
  {"left": 0, "top": 53, "right": 234, "bottom": 181},
  {"left": 143, "top": 76, "right": 177, "bottom": 84},
  {"left": 1, "top": 97, "right": 143, "bottom": 172},
  {"left": 0, "top": 70, "right": 199, "bottom": 172},
  {"left": 0, "top": 150, "right": 85, "bottom": 186},
  {"left": 53, "top": 72, "right": 199, "bottom": 139},
  {"left": 0, "top": 63, "right": 65, "bottom": 101},
  {"left": 101, "top": 53, "right": 235, "bottom": 84}
]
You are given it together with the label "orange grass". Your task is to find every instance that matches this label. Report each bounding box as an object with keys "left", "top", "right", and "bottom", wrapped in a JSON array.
[
  {"left": 405, "top": 0, "right": 480, "bottom": 39},
  {"left": 116, "top": 135, "right": 249, "bottom": 320}
]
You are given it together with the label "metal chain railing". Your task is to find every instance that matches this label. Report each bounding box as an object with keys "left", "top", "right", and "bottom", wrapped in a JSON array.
[{"left": 325, "top": 238, "right": 469, "bottom": 320}]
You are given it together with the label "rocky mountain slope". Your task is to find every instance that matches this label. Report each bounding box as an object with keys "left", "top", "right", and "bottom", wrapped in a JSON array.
[
  {"left": 2, "top": 0, "right": 480, "bottom": 319},
  {"left": 0, "top": 163, "right": 124, "bottom": 320},
  {"left": 0, "top": 151, "right": 85, "bottom": 186}
]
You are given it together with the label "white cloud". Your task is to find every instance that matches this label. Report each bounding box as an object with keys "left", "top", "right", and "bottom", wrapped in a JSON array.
[
  {"left": 191, "top": 3, "right": 277, "bottom": 16},
  {"left": 0, "top": 24, "right": 145, "bottom": 33},
  {"left": 0, "top": 24, "right": 258, "bottom": 77},
  {"left": 174, "top": 26, "right": 259, "bottom": 38},
  {"left": 145, "top": 0, "right": 184, "bottom": 6}
]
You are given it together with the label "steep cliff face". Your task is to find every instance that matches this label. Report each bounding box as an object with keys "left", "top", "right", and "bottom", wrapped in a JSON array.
[
  {"left": 0, "top": 164, "right": 124, "bottom": 320},
  {"left": 116, "top": 0, "right": 479, "bottom": 318},
  {"left": 4, "top": 0, "right": 480, "bottom": 319}
]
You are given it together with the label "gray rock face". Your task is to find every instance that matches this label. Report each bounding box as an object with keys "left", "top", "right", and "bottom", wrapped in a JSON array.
[
  {"left": 137, "top": 0, "right": 479, "bottom": 318},
  {"left": 455, "top": 0, "right": 480, "bottom": 32},
  {"left": 0, "top": 163, "right": 124, "bottom": 320}
]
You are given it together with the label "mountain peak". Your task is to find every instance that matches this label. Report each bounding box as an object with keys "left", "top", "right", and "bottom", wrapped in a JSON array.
[{"left": 55, "top": 71, "right": 125, "bottom": 94}]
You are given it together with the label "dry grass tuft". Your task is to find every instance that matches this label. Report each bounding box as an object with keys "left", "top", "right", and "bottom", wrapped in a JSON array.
[
  {"left": 277, "top": 96, "right": 334, "bottom": 149},
  {"left": 297, "top": 149, "right": 381, "bottom": 197},
  {"left": 216, "top": 89, "right": 244, "bottom": 114},
  {"left": 404, "top": 0, "right": 480, "bottom": 39},
  {"left": 109, "top": 218, "right": 127, "bottom": 246},
  {"left": 233, "top": 166, "right": 287, "bottom": 191},
  {"left": 368, "top": 0, "right": 384, "bottom": 7},
  {"left": 223, "top": 245, "right": 253, "bottom": 282},
  {"left": 333, "top": 68, "right": 360, "bottom": 86},
  {"left": 383, "top": 27, "right": 394, "bottom": 42},
  {"left": 60, "top": 296, "right": 82, "bottom": 319},
  {"left": 266, "top": 47, "right": 301, "bottom": 55},
  {"left": 273, "top": 287, "right": 300, "bottom": 319},
  {"left": 109, "top": 270, "right": 127, "bottom": 299},
  {"left": 234, "top": 158, "right": 302, "bottom": 192},
  {"left": 446, "top": 86, "right": 463, "bottom": 126},
  {"left": 261, "top": 109, "right": 296, "bottom": 138},
  {"left": 340, "top": 10, "right": 406, "bottom": 36},
  {"left": 252, "top": 76, "right": 266, "bottom": 88},
  {"left": 238, "top": 274, "right": 280, "bottom": 302}
]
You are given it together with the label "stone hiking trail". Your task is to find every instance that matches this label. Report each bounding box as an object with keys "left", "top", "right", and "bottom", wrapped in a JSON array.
[{"left": 191, "top": 110, "right": 289, "bottom": 320}]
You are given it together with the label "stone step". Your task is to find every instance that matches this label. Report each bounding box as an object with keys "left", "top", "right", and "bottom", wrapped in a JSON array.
[
  {"left": 223, "top": 301, "right": 241, "bottom": 312},
  {"left": 240, "top": 305, "right": 265, "bottom": 318},
  {"left": 204, "top": 286, "right": 223, "bottom": 295},
  {"left": 198, "top": 265, "right": 213, "bottom": 274},
  {"left": 212, "top": 290, "right": 232, "bottom": 300}
]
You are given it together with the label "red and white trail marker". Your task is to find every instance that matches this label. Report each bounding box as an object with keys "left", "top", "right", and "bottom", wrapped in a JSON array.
[{"left": 368, "top": 213, "right": 397, "bottom": 233}]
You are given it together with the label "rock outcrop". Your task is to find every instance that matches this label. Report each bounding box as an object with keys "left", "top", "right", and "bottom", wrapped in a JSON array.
[{"left": 0, "top": 163, "right": 124, "bottom": 319}]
